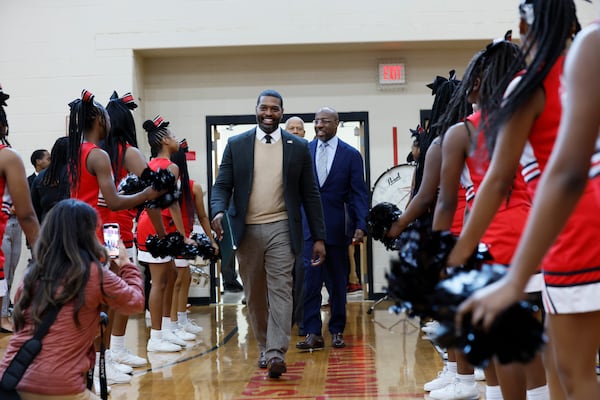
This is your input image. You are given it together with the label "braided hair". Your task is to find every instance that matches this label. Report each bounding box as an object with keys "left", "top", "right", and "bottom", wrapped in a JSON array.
[
  {"left": 67, "top": 89, "right": 109, "bottom": 191},
  {"left": 0, "top": 84, "right": 11, "bottom": 146},
  {"left": 414, "top": 73, "right": 461, "bottom": 196},
  {"left": 142, "top": 115, "right": 170, "bottom": 158},
  {"left": 105, "top": 91, "right": 139, "bottom": 182},
  {"left": 42, "top": 136, "right": 69, "bottom": 187},
  {"left": 170, "top": 141, "right": 194, "bottom": 230},
  {"left": 483, "top": 0, "right": 583, "bottom": 154}
]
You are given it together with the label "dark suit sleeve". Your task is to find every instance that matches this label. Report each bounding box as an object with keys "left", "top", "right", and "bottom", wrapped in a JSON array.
[
  {"left": 348, "top": 149, "right": 369, "bottom": 233},
  {"left": 31, "top": 174, "right": 43, "bottom": 223},
  {"left": 299, "top": 141, "right": 326, "bottom": 240},
  {"left": 210, "top": 141, "right": 234, "bottom": 219}
]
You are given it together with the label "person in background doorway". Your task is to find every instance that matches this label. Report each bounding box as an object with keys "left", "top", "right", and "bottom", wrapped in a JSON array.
[
  {"left": 285, "top": 116, "right": 306, "bottom": 138},
  {"left": 296, "top": 106, "right": 368, "bottom": 351},
  {"left": 27, "top": 149, "right": 50, "bottom": 188},
  {"left": 211, "top": 89, "right": 326, "bottom": 379}
]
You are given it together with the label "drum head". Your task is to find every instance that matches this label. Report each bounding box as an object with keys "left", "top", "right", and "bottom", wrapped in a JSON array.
[{"left": 371, "top": 164, "right": 415, "bottom": 210}]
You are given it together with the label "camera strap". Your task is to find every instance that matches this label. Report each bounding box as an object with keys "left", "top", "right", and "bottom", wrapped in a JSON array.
[{"left": 0, "top": 304, "right": 62, "bottom": 390}]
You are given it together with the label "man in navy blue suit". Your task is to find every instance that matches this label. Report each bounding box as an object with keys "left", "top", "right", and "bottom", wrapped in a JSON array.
[{"left": 296, "top": 107, "right": 369, "bottom": 350}]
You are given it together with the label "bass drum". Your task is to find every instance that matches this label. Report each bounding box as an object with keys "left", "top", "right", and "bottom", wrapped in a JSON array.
[{"left": 371, "top": 163, "right": 415, "bottom": 211}]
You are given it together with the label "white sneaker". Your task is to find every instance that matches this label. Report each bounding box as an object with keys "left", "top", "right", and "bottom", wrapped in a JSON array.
[
  {"left": 105, "top": 351, "right": 133, "bottom": 374},
  {"left": 424, "top": 367, "right": 456, "bottom": 391},
  {"left": 147, "top": 338, "right": 182, "bottom": 353},
  {"left": 174, "top": 328, "right": 196, "bottom": 341},
  {"left": 429, "top": 379, "right": 479, "bottom": 400},
  {"left": 181, "top": 320, "right": 203, "bottom": 334},
  {"left": 95, "top": 360, "right": 132, "bottom": 385},
  {"left": 421, "top": 320, "right": 440, "bottom": 334},
  {"left": 474, "top": 368, "right": 485, "bottom": 381},
  {"left": 110, "top": 348, "right": 148, "bottom": 367},
  {"left": 163, "top": 330, "right": 188, "bottom": 347}
]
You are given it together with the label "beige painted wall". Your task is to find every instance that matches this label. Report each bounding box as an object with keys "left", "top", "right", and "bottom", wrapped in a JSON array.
[{"left": 1, "top": 0, "right": 597, "bottom": 295}]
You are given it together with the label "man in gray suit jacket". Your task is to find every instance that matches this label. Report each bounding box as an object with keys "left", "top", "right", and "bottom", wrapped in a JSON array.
[{"left": 211, "top": 89, "right": 326, "bottom": 379}]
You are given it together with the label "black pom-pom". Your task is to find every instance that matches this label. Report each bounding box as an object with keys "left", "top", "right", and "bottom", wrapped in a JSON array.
[
  {"left": 367, "top": 202, "right": 403, "bottom": 250},
  {"left": 145, "top": 231, "right": 217, "bottom": 261}
]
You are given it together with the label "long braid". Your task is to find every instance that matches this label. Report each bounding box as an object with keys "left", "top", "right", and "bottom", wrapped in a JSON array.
[
  {"left": 170, "top": 146, "right": 194, "bottom": 230},
  {"left": 105, "top": 91, "right": 139, "bottom": 181},
  {"left": 484, "top": 0, "right": 581, "bottom": 154},
  {"left": 0, "top": 84, "right": 11, "bottom": 147},
  {"left": 42, "top": 136, "right": 69, "bottom": 187},
  {"left": 413, "top": 73, "right": 462, "bottom": 196},
  {"left": 67, "top": 89, "right": 106, "bottom": 191}
]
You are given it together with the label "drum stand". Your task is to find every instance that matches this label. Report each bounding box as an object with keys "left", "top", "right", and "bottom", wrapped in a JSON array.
[{"left": 367, "top": 296, "right": 419, "bottom": 334}]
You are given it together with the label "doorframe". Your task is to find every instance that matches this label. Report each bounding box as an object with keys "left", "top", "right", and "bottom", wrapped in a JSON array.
[{"left": 205, "top": 112, "right": 375, "bottom": 301}]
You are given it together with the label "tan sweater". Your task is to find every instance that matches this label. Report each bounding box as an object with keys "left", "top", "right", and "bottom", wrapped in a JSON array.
[{"left": 246, "top": 139, "right": 288, "bottom": 224}]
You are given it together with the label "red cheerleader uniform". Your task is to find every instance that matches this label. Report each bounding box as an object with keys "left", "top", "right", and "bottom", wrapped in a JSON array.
[
  {"left": 465, "top": 111, "right": 532, "bottom": 266},
  {"left": 449, "top": 169, "right": 473, "bottom": 236},
  {"left": 70, "top": 142, "right": 105, "bottom": 241},
  {"left": 525, "top": 56, "right": 600, "bottom": 313},
  {"left": 98, "top": 143, "right": 137, "bottom": 249},
  {"left": 135, "top": 158, "right": 177, "bottom": 253}
]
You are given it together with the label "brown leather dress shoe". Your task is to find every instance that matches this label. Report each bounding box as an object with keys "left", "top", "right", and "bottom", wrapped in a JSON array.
[
  {"left": 267, "top": 357, "right": 287, "bottom": 378},
  {"left": 332, "top": 333, "right": 346, "bottom": 348},
  {"left": 257, "top": 352, "right": 267, "bottom": 369},
  {"left": 296, "top": 333, "right": 325, "bottom": 350}
]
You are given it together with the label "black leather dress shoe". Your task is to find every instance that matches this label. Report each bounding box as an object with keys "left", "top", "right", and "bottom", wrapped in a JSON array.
[
  {"left": 332, "top": 333, "right": 345, "bottom": 348},
  {"left": 296, "top": 333, "right": 325, "bottom": 350},
  {"left": 258, "top": 352, "right": 267, "bottom": 369},
  {"left": 267, "top": 357, "right": 287, "bottom": 378}
]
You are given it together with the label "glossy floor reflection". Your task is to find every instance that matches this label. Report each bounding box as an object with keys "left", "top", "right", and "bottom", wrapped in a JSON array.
[{"left": 0, "top": 301, "right": 491, "bottom": 399}]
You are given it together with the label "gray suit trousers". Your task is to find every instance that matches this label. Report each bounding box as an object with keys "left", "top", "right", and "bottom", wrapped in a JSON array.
[{"left": 237, "top": 220, "right": 294, "bottom": 360}]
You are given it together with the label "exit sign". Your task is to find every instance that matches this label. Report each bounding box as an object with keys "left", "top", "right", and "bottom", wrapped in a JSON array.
[
  {"left": 379, "top": 63, "right": 405, "bottom": 84},
  {"left": 378, "top": 61, "right": 406, "bottom": 90}
]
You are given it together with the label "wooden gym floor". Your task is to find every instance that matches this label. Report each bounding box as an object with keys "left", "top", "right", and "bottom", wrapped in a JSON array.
[{"left": 0, "top": 297, "right": 491, "bottom": 399}]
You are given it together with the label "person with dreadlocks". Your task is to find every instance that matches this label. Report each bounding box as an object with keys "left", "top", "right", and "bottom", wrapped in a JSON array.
[
  {"left": 67, "top": 89, "right": 160, "bottom": 238},
  {"left": 136, "top": 115, "right": 194, "bottom": 353},
  {"left": 66, "top": 89, "right": 162, "bottom": 387},
  {"left": 447, "top": 1, "right": 597, "bottom": 398},
  {"left": 102, "top": 91, "right": 169, "bottom": 371},
  {"left": 433, "top": 35, "right": 550, "bottom": 400},
  {"left": 0, "top": 84, "right": 39, "bottom": 335},
  {"left": 386, "top": 74, "right": 466, "bottom": 238},
  {"left": 169, "top": 142, "right": 218, "bottom": 339}
]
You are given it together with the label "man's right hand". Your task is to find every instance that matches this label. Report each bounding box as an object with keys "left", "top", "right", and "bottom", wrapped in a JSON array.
[{"left": 211, "top": 212, "right": 224, "bottom": 240}]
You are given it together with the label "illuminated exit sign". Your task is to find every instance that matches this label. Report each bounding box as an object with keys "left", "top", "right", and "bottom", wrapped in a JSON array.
[{"left": 378, "top": 61, "right": 406, "bottom": 89}]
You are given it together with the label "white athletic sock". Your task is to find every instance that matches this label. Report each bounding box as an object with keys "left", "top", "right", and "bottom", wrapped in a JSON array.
[
  {"left": 527, "top": 385, "right": 549, "bottom": 400},
  {"left": 446, "top": 361, "right": 458, "bottom": 374},
  {"left": 110, "top": 335, "right": 125, "bottom": 352},
  {"left": 457, "top": 373, "right": 475, "bottom": 385},
  {"left": 150, "top": 329, "right": 162, "bottom": 340},
  {"left": 486, "top": 385, "right": 504, "bottom": 400},
  {"left": 178, "top": 312, "right": 188, "bottom": 325},
  {"left": 162, "top": 317, "right": 172, "bottom": 331}
]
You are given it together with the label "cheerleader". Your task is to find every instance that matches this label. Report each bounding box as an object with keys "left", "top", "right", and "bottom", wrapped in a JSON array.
[
  {"left": 136, "top": 116, "right": 193, "bottom": 353},
  {"left": 448, "top": 1, "right": 595, "bottom": 398}
]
